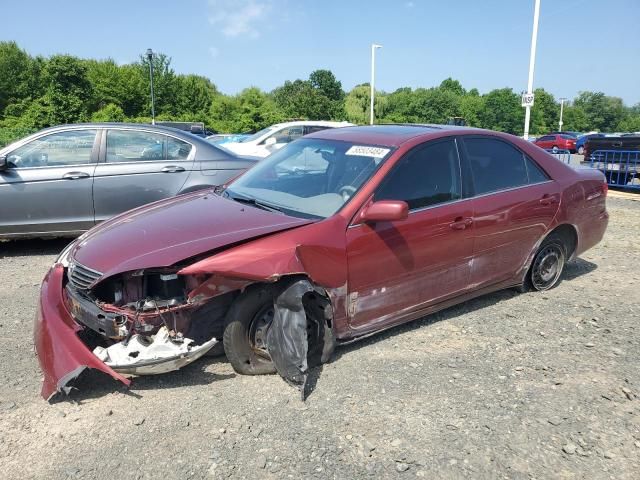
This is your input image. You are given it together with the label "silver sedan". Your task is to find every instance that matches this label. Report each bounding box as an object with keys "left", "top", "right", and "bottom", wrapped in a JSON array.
[{"left": 0, "top": 123, "right": 257, "bottom": 239}]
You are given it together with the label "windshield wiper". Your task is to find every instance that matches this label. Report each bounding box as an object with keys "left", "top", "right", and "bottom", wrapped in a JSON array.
[{"left": 227, "top": 193, "right": 284, "bottom": 214}]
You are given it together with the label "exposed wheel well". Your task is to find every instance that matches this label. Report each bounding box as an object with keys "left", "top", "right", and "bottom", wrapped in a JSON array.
[{"left": 547, "top": 224, "right": 578, "bottom": 259}]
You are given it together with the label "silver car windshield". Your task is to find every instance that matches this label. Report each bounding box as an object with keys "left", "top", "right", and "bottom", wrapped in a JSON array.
[{"left": 225, "top": 138, "right": 393, "bottom": 219}]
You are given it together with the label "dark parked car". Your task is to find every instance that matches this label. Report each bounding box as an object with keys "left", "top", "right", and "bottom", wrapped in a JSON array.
[
  {"left": 534, "top": 134, "right": 577, "bottom": 153},
  {"left": 576, "top": 133, "right": 605, "bottom": 155},
  {"left": 0, "top": 123, "right": 257, "bottom": 238},
  {"left": 35, "top": 125, "right": 609, "bottom": 400}
]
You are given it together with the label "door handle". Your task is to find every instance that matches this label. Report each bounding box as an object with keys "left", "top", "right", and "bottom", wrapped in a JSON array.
[
  {"left": 539, "top": 194, "right": 557, "bottom": 206},
  {"left": 62, "top": 172, "right": 90, "bottom": 180},
  {"left": 161, "top": 166, "right": 185, "bottom": 173},
  {"left": 449, "top": 217, "right": 473, "bottom": 230}
]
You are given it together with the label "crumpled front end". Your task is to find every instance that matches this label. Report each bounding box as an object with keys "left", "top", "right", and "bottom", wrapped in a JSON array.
[
  {"left": 35, "top": 260, "right": 237, "bottom": 401},
  {"left": 34, "top": 265, "right": 131, "bottom": 401}
]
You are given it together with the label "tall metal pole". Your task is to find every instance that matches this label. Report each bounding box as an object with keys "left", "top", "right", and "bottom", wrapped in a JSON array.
[
  {"left": 146, "top": 48, "right": 156, "bottom": 125},
  {"left": 523, "top": 0, "right": 541, "bottom": 140},
  {"left": 558, "top": 97, "right": 566, "bottom": 132},
  {"left": 370, "top": 44, "right": 382, "bottom": 125}
]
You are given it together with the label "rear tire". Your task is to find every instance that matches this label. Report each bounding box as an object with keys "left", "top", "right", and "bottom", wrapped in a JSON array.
[
  {"left": 578, "top": 146, "right": 584, "bottom": 155},
  {"left": 527, "top": 234, "right": 567, "bottom": 291},
  {"left": 552, "top": 145, "right": 559, "bottom": 153},
  {"left": 223, "top": 286, "right": 278, "bottom": 375}
]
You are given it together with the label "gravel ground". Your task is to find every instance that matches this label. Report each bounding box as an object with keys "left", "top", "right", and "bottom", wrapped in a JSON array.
[{"left": 0, "top": 196, "right": 639, "bottom": 480}]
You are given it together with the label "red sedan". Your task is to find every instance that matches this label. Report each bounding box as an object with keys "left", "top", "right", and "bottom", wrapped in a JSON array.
[
  {"left": 534, "top": 134, "right": 577, "bottom": 153},
  {"left": 35, "top": 125, "right": 609, "bottom": 399}
]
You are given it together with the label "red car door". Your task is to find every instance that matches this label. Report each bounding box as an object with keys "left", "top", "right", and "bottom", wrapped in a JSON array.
[
  {"left": 460, "top": 136, "right": 561, "bottom": 288},
  {"left": 346, "top": 138, "right": 474, "bottom": 332}
]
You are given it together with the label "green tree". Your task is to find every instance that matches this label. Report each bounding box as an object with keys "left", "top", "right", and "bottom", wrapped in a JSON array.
[
  {"left": 273, "top": 69, "right": 344, "bottom": 120},
  {"left": 0, "top": 41, "right": 37, "bottom": 116},
  {"left": 529, "top": 88, "right": 557, "bottom": 134},
  {"left": 573, "top": 91, "right": 626, "bottom": 132},
  {"left": 175, "top": 74, "right": 218, "bottom": 117},
  {"left": 91, "top": 103, "right": 125, "bottom": 122},
  {"left": 43, "top": 55, "right": 93, "bottom": 125},
  {"left": 561, "top": 104, "right": 590, "bottom": 132},
  {"left": 209, "top": 87, "right": 283, "bottom": 133},
  {"left": 345, "top": 84, "right": 387, "bottom": 124},
  {"left": 617, "top": 114, "right": 640, "bottom": 132},
  {"left": 84, "top": 59, "right": 146, "bottom": 117},
  {"left": 439, "top": 78, "right": 465, "bottom": 96},
  {"left": 409, "top": 88, "right": 461, "bottom": 124},
  {"left": 479, "top": 88, "right": 523, "bottom": 134},
  {"left": 138, "top": 53, "right": 178, "bottom": 117},
  {"left": 459, "top": 94, "right": 485, "bottom": 127},
  {"left": 382, "top": 87, "right": 415, "bottom": 123}
]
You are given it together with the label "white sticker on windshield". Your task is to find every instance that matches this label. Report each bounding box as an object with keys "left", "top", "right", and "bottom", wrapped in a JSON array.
[{"left": 345, "top": 145, "right": 390, "bottom": 158}]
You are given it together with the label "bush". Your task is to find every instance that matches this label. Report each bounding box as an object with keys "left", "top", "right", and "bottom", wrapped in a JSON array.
[{"left": 0, "top": 125, "right": 36, "bottom": 147}]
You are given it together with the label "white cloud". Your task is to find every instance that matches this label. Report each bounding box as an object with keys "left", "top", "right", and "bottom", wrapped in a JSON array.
[
  {"left": 405, "top": 1, "right": 415, "bottom": 7},
  {"left": 208, "top": 0, "right": 271, "bottom": 38},
  {"left": 209, "top": 46, "right": 220, "bottom": 58}
]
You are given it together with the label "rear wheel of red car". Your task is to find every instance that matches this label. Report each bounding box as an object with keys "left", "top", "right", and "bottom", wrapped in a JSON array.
[
  {"left": 552, "top": 145, "right": 559, "bottom": 153},
  {"left": 528, "top": 234, "right": 567, "bottom": 291},
  {"left": 223, "top": 286, "right": 277, "bottom": 375}
]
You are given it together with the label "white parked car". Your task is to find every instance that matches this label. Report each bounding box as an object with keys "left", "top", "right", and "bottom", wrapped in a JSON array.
[{"left": 221, "top": 121, "right": 353, "bottom": 158}]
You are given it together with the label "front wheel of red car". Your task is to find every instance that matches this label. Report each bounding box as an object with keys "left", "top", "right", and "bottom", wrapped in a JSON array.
[
  {"left": 223, "top": 286, "right": 277, "bottom": 375},
  {"left": 528, "top": 234, "right": 567, "bottom": 291}
]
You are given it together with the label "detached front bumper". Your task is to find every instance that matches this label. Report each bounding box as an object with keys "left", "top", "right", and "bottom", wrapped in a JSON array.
[{"left": 34, "top": 264, "right": 131, "bottom": 401}]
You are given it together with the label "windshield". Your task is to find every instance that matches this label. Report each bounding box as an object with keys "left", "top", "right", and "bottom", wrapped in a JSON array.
[
  {"left": 240, "top": 126, "right": 277, "bottom": 143},
  {"left": 225, "top": 138, "right": 394, "bottom": 219}
]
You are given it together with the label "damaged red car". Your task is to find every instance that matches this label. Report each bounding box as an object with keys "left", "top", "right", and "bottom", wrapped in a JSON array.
[{"left": 34, "top": 125, "right": 609, "bottom": 400}]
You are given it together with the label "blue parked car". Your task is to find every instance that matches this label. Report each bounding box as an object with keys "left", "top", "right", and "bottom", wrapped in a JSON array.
[{"left": 576, "top": 133, "right": 604, "bottom": 155}]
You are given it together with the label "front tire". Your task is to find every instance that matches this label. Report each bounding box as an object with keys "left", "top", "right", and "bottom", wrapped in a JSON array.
[
  {"left": 528, "top": 234, "right": 567, "bottom": 291},
  {"left": 223, "top": 286, "right": 277, "bottom": 375},
  {"left": 578, "top": 146, "right": 585, "bottom": 155}
]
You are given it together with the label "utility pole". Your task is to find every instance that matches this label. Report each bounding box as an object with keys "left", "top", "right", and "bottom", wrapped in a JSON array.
[
  {"left": 523, "top": 0, "right": 541, "bottom": 140},
  {"left": 370, "top": 44, "right": 382, "bottom": 125},
  {"left": 146, "top": 48, "right": 156, "bottom": 125},
  {"left": 558, "top": 97, "right": 567, "bottom": 132}
]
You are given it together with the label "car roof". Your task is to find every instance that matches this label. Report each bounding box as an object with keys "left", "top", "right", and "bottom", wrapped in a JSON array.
[
  {"left": 0, "top": 122, "right": 244, "bottom": 160},
  {"left": 304, "top": 124, "right": 483, "bottom": 147},
  {"left": 269, "top": 120, "right": 353, "bottom": 129},
  {"left": 33, "top": 122, "right": 205, "bottom": 137}
]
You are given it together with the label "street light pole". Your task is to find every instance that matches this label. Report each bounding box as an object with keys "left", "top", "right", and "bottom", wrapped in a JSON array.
[
  {"left": 146, "top": 48, "right": 156, "bottom": 125},
  {"left": 558, "top": 97, "right": 567, "bottom": 132},
  {"left": 370, "top": 43, "right": 382, "bottom": 125},
  {"left": 523, "top": 0, "right": 541, "bottom": 140}
]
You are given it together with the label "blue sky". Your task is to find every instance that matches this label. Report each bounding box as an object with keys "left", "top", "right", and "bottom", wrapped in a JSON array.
[{"left": 2, "top": 0, "right": 639, "bottom": 105}]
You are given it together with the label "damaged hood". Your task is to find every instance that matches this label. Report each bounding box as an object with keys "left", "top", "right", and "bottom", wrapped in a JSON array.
[{"left": 71, "top": 190, "right": 313, "bottom": 278}]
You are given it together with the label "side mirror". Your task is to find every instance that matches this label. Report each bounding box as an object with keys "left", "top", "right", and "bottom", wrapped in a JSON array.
[
  {"left": 264, "top": 137, "right": 277, "bottom": 147},
  {"left": 360, "top": 200, "right": 409, "bottom": 223},
  {"left": 0, "top": 155, "right": 7, "bottom": 171}
]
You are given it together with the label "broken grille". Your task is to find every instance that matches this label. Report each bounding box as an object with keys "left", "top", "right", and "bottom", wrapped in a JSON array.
[{"left": 68, "top": 262, "right": 103, "bottom": 290}]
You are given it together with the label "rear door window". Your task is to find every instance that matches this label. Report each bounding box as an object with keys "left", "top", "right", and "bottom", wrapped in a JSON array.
[
  {"left": 106, "top": 130, "right": 192, "bottom": 162},
  {"left": 524, "top": 156, "right": 549, "bottom": 184},
  {"left": 463, "top": 137, "right": 529, "bottom": 195}
]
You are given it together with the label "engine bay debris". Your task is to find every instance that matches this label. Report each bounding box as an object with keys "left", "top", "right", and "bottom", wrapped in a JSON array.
[{"left": 93, "top": 326, "right": 218, "bottom": 375}]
